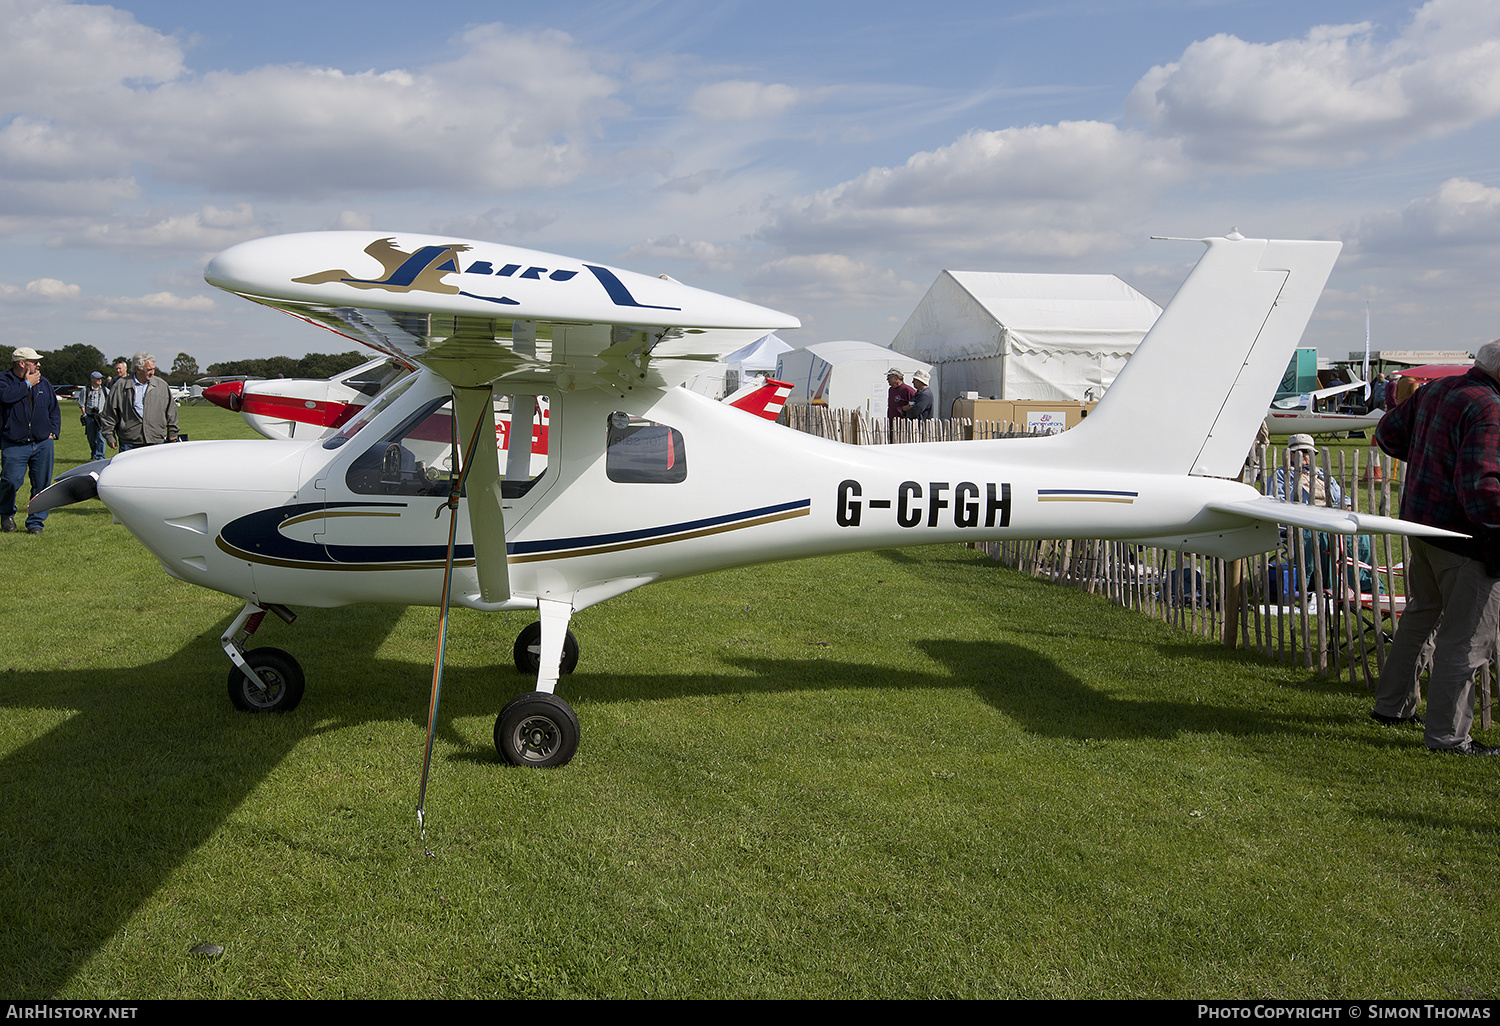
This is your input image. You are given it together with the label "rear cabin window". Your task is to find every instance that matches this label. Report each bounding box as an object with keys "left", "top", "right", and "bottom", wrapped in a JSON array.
[{"left": 606, "top": 412, "right": 686, "bottom": 484}]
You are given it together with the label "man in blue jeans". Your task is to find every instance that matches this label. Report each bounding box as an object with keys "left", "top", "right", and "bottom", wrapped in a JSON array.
[{"left": 0, "top": 346, "right": 61, "bottom": 535}]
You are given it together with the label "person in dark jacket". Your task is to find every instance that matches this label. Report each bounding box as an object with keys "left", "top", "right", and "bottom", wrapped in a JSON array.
[
  {"left": 1371, "top": 341, "right": 1500, "bottom": 755},
  {"left": 0, "top": 346, "right": 62, "bottom": 534},
  {"left": 902, "top": 369, "right": 934, "bottom": 420}
]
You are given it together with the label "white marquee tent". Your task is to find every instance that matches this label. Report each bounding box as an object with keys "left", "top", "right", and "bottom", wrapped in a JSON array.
[
  {"left": 775, "top": 341, "right": 931, "bottom": 417},
  {"left": 683, "top": 331, "right": 795, "bottom": 398},
  {"left": 890, "top": 272, "right": 1162, "bottom": 404}
]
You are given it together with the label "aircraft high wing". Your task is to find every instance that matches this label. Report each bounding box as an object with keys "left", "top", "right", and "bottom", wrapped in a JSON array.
[{"left": 32, "top": 231, "right": 1461, "bottom": 773}]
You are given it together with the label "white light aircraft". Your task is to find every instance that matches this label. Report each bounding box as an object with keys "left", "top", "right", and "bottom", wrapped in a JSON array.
[
  {"left": 1264, "top": 378, "right": 1382, "bottom": 435},
  {"left": 32, "top": 231, "right": 1459, "bottom": 769}
]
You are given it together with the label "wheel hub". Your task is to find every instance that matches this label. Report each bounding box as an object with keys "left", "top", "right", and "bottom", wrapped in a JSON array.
[
  {"left": 247, "top": 671, "right": 283, "bottom": 706},
  {"left": 516, "top": 715, "right": 559, "bottom": 760}
]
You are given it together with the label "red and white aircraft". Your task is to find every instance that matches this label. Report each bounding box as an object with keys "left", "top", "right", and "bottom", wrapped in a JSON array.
[
  {"left": 34, "top": 231, "right": 1456, "bottom": 769},
  {"left": 201, "top": 357, "right": 411, "bottom": 439},
  {"left": 203, "top": 354, "right": 792, "bottom": 461}
]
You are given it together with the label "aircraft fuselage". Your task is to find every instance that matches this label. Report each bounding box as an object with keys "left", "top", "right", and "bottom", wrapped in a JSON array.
[{"left": 99, "top": 369, "right": 1268, "bottom": 616}]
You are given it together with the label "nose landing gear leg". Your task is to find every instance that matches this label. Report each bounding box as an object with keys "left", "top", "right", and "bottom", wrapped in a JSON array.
[{"left": 221, "top": 600, "right": 304, "bottom": 713}]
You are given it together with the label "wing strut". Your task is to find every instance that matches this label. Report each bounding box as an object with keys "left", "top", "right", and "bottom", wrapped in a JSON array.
[{"left": 417, "top": 385, "right": 511, "bottom": 841}]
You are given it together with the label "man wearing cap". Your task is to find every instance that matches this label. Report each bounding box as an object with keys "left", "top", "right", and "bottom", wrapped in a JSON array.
[
  {"left": 902, "top": 369, "right": 934, "bottom": 420},
  {"left": 1372, "top": 339, "right": 1500, "bottom": 756},
  {"left": 0, "top": 346, "right": 61, "bottom": 535},
  {"left": 100, "top": 352, "right": 177, "bottom": 451},
  {"left": 886, "top": 368, "right": 915, "bottom": 420},
  {"left": 77, "top": 370, "right": 109, "bottom": 460}
]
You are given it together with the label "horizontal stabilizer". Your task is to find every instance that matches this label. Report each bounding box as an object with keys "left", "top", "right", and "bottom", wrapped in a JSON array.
[{"left": 1206, "top": 497, "right": 1468, "bottom": 539}]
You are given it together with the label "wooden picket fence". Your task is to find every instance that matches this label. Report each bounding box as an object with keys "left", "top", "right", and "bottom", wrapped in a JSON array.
[{"left": 780, "top": 406, "right": 1491, "bottom": 725}]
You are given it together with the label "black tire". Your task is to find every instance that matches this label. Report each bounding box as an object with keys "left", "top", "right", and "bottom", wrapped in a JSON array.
[
  {"left": 512, "top": 622, "right": 580, "bottom": 675},
  {"left": 227, "top": 647, "right": 305, "bottom": 713},
  {"left": 495, "top": 691, "right": 580, "bottom": 768}
]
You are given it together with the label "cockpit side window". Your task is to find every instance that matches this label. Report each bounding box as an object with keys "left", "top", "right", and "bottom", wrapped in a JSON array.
[
  {"left": 606, "top": 412, "right": 686, "bottom": 483},
  {"left": 346, "top": 397, "right": 457, "bottom": 496},
  {"left": 343, "top": 390, "right": 551, "bottom": 497}
]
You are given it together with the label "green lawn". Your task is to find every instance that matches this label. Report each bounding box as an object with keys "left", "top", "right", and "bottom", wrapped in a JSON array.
[{"left": 1, "top": 405, "right": 1496, "bottom": 999}]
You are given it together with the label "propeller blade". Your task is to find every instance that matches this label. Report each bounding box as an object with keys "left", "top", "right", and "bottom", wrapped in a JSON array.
[
  {"left": 29, "top": 459, "right": 111, "bottom": 513},
  {"left": 450, "top": 385, "right": 510, "bottom": 603}
]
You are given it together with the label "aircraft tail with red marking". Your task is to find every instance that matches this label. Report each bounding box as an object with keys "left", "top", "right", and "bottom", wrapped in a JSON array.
[{"left": 724, "top": 377, "right": 794, "bottom": 422}]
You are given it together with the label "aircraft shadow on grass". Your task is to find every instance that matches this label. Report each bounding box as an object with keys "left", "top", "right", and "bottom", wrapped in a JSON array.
[
  {"left": 0, "top": 617, "right": 1328, "bottom": 995},
  {"left": 0, "top": 606, "right": 409, "bottom": 995}
]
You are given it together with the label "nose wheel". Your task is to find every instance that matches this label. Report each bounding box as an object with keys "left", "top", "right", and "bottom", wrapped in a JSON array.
[
  {"left": 495, "top": 691, "right": 580, "bottom": 767},
  {"left": 227, "top": 646, "right": 305, "bottom": 713}
]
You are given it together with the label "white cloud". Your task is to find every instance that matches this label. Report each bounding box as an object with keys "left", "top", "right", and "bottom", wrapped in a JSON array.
[
  {"left": 1127, "top": 0, "right": 1500, "bottom": 166},
  {"left": 0, "top": 276, "right": 81, "bottom": 302},
  {"left": 660, "top": 169, "right": 723, "bottom": 194},
  {"left": 326, "top": 210, "right": 373, "bottom": 231},
  {"left": 0, "top": 10, "right": 625, "bottom": 209},
  {"left": 428, "top": 207, "right": 560, "bottom": 239},
  {"left": 744, "top": 253, "right": 921, "bottom": 306},
  {"left": 1343, "top": 177, "right": 1500, "bottom": 255},
  {"left": 25, "top": 277, "right": 79, "bottom": 299},
  {"left": 85, "top": 291, "right": 216, "bottom": 321},
  {"left": 0, "top": 0, "right": 184, "bottom": 116},
  {"left": 760, "top": 122, "right": 1184, "bottom": 257},
  {"left": 687, "top": 80, "right": 802, "bottom": 121},
  {"left": 46, "top": 204, "right": 265, "bottom": 254},
  {"left": 621, "top": 234, "right": 740, "bottom": 272}
]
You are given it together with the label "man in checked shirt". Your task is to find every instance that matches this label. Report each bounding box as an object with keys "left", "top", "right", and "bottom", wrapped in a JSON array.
[{"left": 1373, "top": 340, "right": 1500, "bottom": 755}]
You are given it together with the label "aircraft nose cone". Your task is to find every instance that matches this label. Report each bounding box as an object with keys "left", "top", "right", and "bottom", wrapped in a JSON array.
[
  {"left": 204, "top": 380, "right": 244, "bottom": 412},
  {"left": 96, "top": 440, "right": 308, "bottom": 593}
]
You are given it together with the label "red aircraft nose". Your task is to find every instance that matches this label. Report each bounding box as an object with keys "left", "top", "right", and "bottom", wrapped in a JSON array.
[{"left": 203, "top": 380, "right": 244, "bottom": 412}]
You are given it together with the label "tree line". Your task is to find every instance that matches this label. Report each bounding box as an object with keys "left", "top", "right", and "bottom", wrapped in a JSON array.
[{"left": 6, "top": 344, "right": 367, "bottom": 386}]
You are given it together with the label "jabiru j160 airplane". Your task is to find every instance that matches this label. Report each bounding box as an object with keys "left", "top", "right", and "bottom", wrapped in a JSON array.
[{"left": 31, "top": 230, "right": 1459, "bottom": 769}]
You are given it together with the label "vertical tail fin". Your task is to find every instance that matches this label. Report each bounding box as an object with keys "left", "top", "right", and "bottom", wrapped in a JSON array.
[{"left": 1066, "top": 234, "right": 1341, "bottom": 476}]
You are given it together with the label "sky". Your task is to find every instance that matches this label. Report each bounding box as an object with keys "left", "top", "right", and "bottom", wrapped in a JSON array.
[{"left": 1, "top": 0, "right": 1498, "bottom": 369}]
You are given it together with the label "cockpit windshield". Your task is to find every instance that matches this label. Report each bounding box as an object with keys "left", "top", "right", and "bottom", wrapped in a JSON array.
[{"left": 322, "top": 373, "right": 420, "bottom": 450}]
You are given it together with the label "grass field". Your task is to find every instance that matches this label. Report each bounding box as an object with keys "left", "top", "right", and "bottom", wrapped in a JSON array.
[{"left": 1, "top": 406, "right": 1497, "bottom": 999}]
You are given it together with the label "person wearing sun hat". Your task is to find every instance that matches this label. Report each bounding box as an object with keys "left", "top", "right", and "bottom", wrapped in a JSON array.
[{"left": 0, "top": 346, "right": 61, "bottom": 534}]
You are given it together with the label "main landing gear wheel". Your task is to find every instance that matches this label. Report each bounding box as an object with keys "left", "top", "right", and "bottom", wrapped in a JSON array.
[
  {"left": 512, "top": 621, "right": 580, "bottom": 675},
  {"left": 495, "top": 692, "right": 580, "bottom": 768},
  {"left": 227, "top": 647, "right": 306, "bottom": 713}
]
